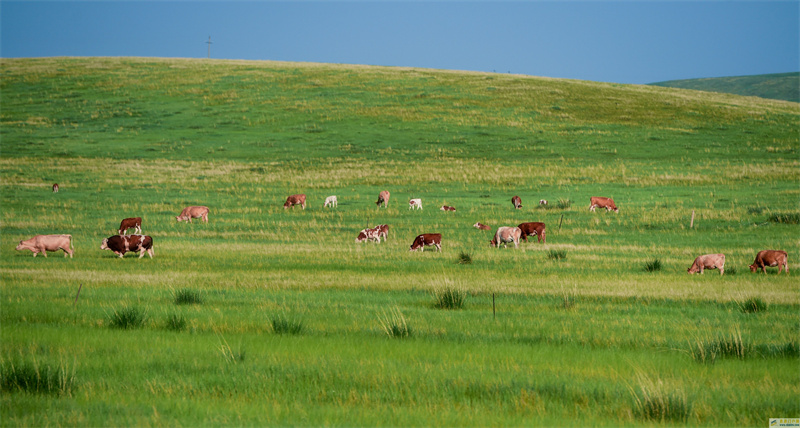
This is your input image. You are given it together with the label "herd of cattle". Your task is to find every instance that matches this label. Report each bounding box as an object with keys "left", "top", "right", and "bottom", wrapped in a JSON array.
[{"left": 13, "top": 188, "right": 790, "bottom": 275}]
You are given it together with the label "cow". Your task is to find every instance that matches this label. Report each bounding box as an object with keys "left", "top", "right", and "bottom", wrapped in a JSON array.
[
  {"left": 100, "top": 234, "right": 154, "bottom": 259},
  {"left": 440, "top": 205, "right": 456, "bottom": 212},
  {"left": 687, "top": 253, "right": 726, "bottom": 275},
  {"left": 589, "top": 196, "right": 618, "bottom": 213},
  {"left": 539, "top": 199, "right": 547, "bottom": 206},
  {"left": 409, "top": 233, "right": 442, "bottom": 252},
  {"left": 749, "top": 250, "right": 789, "bottom": 274},
  {"left": 409, "top": 199, "right": 423, "bottom": 210},
  {"left": 490, "top": 226, "right": 522, "bottom": 248},
  {"left": 176, "top": 206, "right": 209, "bottom": 223},
  {"left": 324, "top": 195, "right": 338, "bottom": 208},
  {"left": 518, "top": 222, "right": 546, "bottom": 244},
  {"left": 512, "top": 196, "right": 522, "bottom": 209},
  {"left": 118, "top": 217, "right": 142, "bottom": 235},
  {"left": 374, "top": 224, "right": 389, "bottom": 242},
  {"left": 283, "top": 194, "right": 306, "bottom": 210},
  {"left": 52, "top": 183, "right": 59, "bottom": 193},
  {"left": 355, "top": 224, "right": 389, "bottom": 243},
  {"left": 376, "top": 190, "right": 390, "bottom": 208},
  {"left": 473, "top": 222, "right": 491, "bottom": 231},
  {"left": 15, "top": 234, "right": 74, "bottom": 258}
]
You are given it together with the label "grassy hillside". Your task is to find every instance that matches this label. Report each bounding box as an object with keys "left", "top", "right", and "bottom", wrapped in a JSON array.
[
  {"left": 1, "top": 57, "right": 798, "bottom": 426},
  {"left": 651, "top": 72, "right": 800, "bottom": 103}
]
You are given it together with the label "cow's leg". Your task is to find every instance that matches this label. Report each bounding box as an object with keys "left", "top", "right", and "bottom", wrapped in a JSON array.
[
  {"left": 699, "top": 266, "right": 704, "bottom": 274},
  {"left": 435, "top": 243, "right": 441, "bottom": 252},
  {"left": 719, "top": 266, "right": 724, "bottom": 275},
  {"left": 40, "top": 246, "right": 47, "bottom": 258},
  {"left": 147, "top": 248, "right": 154, "bottom": 258}
]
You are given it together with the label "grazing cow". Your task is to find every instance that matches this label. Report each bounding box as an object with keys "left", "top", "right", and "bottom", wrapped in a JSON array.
[
  {"left": 118, "top": 217, "right": 142, "bottom": 235},
  {"left": 176, "top": 206, "right": 209, "bottom": 223},
  {"left": 539, "top": 199, "right": 547, "bottom": 206},
  {"left": 518, "top": 222, "right": 546, "bottom": 244},
  {"left": 409, "top": 199, "right": 423, "bottom": 210},
  {"left": 749, "top": 250, "right": 789, "bottom": 274},
  {"left": 16, "top": 234, "right": 74, "bottom": 258},
  {"left": 440, "top": 205, "right": 456, "bottom": 212},
  {"left": 490, "top": 226, "right": 522, "bottom": 248},
  {"left": 473, "top": 222, "right": 491, "bottom": 231},
  {"left": 374, "top": 224, "right": 389, "bottom": 242},
  {"left": 324, "top": 195, "right": 338, "bottom": 208},
  {"left": 283, "top": 194, "right": 306, "bottom": 210},
  {"left": 355, "top": 224, "right": 389, "bottom": 243},
  {"left": 589, "top": 196, "right": 618, "bottom": 212},
  {"left": 52, "top": 183, "right": 59, "bottom": 193},
  {"left": 687, "top": 253, "right": 726, "bottom": 275},
  {"left": 100, "top": 234, "right": 154, "bottom": 259},
  {"left": 376, "top": 190, "right": 390, "bottom": 208},
  {"left": 512, "top": 196, "right": 522, "bottom": 209},
  {"left": 409, "top": 233, "right": 442, "bottom": 252}
]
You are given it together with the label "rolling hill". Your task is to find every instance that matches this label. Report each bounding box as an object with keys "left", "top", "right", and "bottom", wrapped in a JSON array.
[{"left": 650, "top": 72, "right": 800, "bottom": 103}]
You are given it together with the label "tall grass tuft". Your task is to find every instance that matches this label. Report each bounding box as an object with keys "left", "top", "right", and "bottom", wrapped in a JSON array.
[
  {"left": 768, "top": 212, "right": 800, "bottom": 224},
  {"left": 165, "top": 313, "right": 187, "bottom": 331},
  {"left": 630, "top": 374, "right": 692, "bottom": 423},
  {"left": 739, "top": 297, "right": 768, "bottom": 314},
  {"left": 218, "top": 337, "right": 246, "bottom": 364},
  {"left": 271, "top": 315, "right": 305, "bottom": 335},
  {"left": 548, "top": 250, "right": 567, "bottom": 260},
  {"left": 1, "top": 357, "right": 76, "bottom": 396},
  {"left": 378, "top": 307, "right": 412, "bottom": 339},
  {"left": 457, "top": 251, "right": 473, "bottom": 265},
  {"left": 557, "top": 198, "right": 572, "bottom": 210},
  {"left": 433, "top": 288, "right": 467, "bottom": 310},
  {"left": 108, "top": 306, "right": 147, "bottom": 329},
  {"left": 174, "top": 288, "right": 203, "bottom": 305},
  {"left": 643, "top": 258, "right": 662, "bottom": 272},
  {"left": 689, "top": 328, "right": 750, "bottom": 363}
]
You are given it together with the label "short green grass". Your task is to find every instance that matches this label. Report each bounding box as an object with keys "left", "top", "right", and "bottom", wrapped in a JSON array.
[{"left": 1, "top": 57, "right": 798, "bottom": 426}]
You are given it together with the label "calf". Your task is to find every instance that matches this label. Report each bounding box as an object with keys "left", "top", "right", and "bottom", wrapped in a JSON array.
[
  {"left": 589, "top": 196, "right": 618, "bottom": 213},
  {"left": 118, "top": 217, "right": 142, "bottom": 235},
  {"left": 283, "top": 194, "right": 306, "bottom": 210},
  {"left": 376, "top": 190, "right": 390, "bottom": 208},
  {"left": 101, "top": 234, "right": 154, "bottom": 259},
  {"left": 490, "top": 226, "right": 522, "bottom": 248},
  {"left": 52, "top": 183, "right": 59, "bottom": 193},
  {"left": 518, "top": 222, "right": 546, "bottom": 244},
  {"left": 440, "top": 205, "right": 456, "bottom": 212},
  {"left": 539, "top": 199, "right": 547, "bottom": 206},
  {"left": 473, "top": 222, "right": 491, "bottom": 231},
  {"left": 324, "top": 195, "right": 338, "bottom": 208},
  {"left": 176, "top": 206, "right": 209, "bottom": 223},
  {"left": 512, "top": 196, "right": 522, "bottom": 209},
  {"left": 749, "top": 250, "right": 789, "bottom": 274},
  {"left": 355, "top": 224, "right": 389, "bottom": 243},
  {"left": 687, "top": 253, "right": 726, "bottom": 275},
  {"left": 409, "top": 199, "right": 423, "bottom": 210},
  {"left": 409, "top": 233, "right": 442, "bottom": 252},
  {"left": 16, "top": 234, "right": 74, "bottom": 258}
]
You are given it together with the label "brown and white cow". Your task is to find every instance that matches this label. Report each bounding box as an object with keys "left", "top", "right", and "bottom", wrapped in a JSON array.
[
  {"left": 16, "top": 234, "right": 74, "bottom": 258},
  {"left": 283, "top": 194, "right": 306, "bottom": 210},
  {"left": 589, "top": 196, "right": 618, "bottom": 212},
  {"left": 52, "top": 183, "right": 59, "bottom": 193},
  {"left": 749, "top": 250, "right": 789, "bottom": 274},
  {"left": 473, "top": 222, "right": 491, "bottom": 231},
  {"left": 176, "top": 206, "right": 209, "bottom": 223},
  {"left": 409, "top": 198, "right": 423, "bottom": 210},
  {"left": 356, "top": 224, "right": 389, "bottom": 243},
  {"left": 409, "top": 233, "right": 442, "bottom": 252},
  {"left": 440, "top": 205, "right": 456, "bottom": 212},
  {"left": 324, "top": 195, "right": 338, "bottom": 208},
  {"left": 101, "top": 234, "right": 154, "bottom": 259},
  {"left": 118, "top": 217, "right": 142, "bottom": 235},
  {"left": 376, "top": 190, "right": 390, "bottom": 208},
  {"left": 490, "top": 226, "right": 522, "bottom": 248},
  {"left": 512, "top": 196, "right": 522, "bottom": 209},
  {"left": 518, "top": 222, "right": 546, "bottom": 244},
  {"left": 539, "top": 199, "right": 547, "bottom": 206},
  {"left": 687, "top": 253, "right": 725, "bottom": 275}
]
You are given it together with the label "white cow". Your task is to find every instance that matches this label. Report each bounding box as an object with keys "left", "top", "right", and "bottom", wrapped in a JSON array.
[
  {"left": 409, "top": 199, "right": 423, "bottom": 210},
  {"left": 324, "top": 195, "right": 338, "bottom": 208}
]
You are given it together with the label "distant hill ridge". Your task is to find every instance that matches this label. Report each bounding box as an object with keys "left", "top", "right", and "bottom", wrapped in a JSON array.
[{"left": 650, "top": 72, "right": 799, "bottom": 103}]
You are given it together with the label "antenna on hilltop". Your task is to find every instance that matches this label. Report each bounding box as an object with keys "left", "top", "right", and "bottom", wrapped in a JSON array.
[{"left": 206, "top": 36, "right": 213, "bottom": 59}]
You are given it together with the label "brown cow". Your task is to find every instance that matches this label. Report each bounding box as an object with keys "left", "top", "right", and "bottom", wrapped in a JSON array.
[
  {"left": 118, "top": 217, "right": 142, "bottom": 235},
  {"left": 518, "top": 222, "right": 546, "bottom": 244},
  {"left": 101, "top": 234, "right": 154, "bottom": 259},
  {"left": 440, "top": 205, "right": 456, "bottom": 212},
  {"left": 376, "top": 190, "right": 390, "bottom": 208},
  {"left": 687, "top": 253, "right": 726, "bottom": 275},
  {"left": 473, "top": 222, "right": 491, "bottom": 231},
  {"left": 176, "top": 206, "right": 209, "bottom": 223},
  {"left": 283, "top": 194, "right": 306, "bottom": 210},
  {"left": 409, "top": 233, "right": 442, "bottom": 252},
  {"left": 749, "top": 250, "right": 789, "bottom": 274},
  {"left": 490, "top": 226, "right": 522, "bottom": 248},
  {"left": 52, "top": 183, "right": 59, "bottom": 193},
  {"left": 512, "top": 196, "right": 522, "bottom": 209},
  {"left": 589, "top": 196, "right": 618, "bottom": 212},
  {"left": 16, "top": 234, "right": 74, "bottom": 258}
]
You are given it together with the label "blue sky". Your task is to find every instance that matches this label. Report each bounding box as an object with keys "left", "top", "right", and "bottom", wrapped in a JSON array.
[{"left": 1, "top": 1, "right": 798, "bottom": 84}]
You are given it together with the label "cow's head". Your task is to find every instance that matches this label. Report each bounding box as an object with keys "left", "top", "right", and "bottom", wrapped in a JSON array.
[
  {"left": 15, "top": 241, "right": 24, "bottom": 250},
  {"left": 489, "top": 239, "right": 496, "bottom": 247},
  {"left": 100, "top": 238, "right": 109, "bottom": 250},
  {"left": 749, "top": 264, "right": 758, "bottom": 273}
]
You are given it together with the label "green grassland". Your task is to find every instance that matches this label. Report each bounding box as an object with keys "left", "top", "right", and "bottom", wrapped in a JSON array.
[
  {"left": 651, "top": 72, "right": 800, "bottom": 103},
  {"left": 1, "top": 57, "right": 798, "bottom": 426}
]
